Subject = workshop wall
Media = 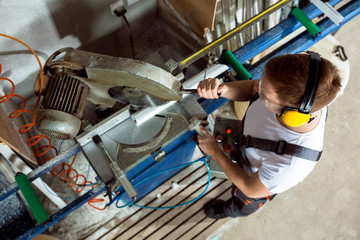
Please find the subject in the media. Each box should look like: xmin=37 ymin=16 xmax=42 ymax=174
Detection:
xmin=0 ymin=0 xmax=157 ymax=100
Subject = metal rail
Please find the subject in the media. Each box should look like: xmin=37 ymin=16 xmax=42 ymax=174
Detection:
xmin=200 ymin=0 xmax=358 ymax=114
xmin=0 ymin=144 xmax=81 ymax=202
xmin=177 ymin=0 xmax=292 ymax=70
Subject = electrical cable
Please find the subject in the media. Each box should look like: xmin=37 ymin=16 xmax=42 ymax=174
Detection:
xmin=0 ymin=33 xmax=44 ymax=111
xmin=114 ymin=7 xmax=135 ymax=59
xmin=111 ymin=156 xmax=211 ymax=210
xmin=0 ymin=33 xmax=106 ymax=210
xmin=122 ymin=14 xmax=135 ymax=59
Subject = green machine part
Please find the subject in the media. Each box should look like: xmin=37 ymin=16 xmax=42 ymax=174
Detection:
xmin=291 ymin=7 xmax=321 ymax=37
xmin=221 ymin=49 xmax=252 ymax=80
xmin=15 ymin=172 xmax=49 ymax=224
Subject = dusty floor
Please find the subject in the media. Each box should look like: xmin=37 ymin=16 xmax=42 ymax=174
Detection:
xmin=207 ymin=14 xmax=360 ymax=240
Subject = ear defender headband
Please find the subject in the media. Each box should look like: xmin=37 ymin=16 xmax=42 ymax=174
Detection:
xmin=280 ymin=51 xmax=322 ymax=127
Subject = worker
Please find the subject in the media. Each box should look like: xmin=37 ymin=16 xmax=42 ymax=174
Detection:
xmin=196 ymin=51 xmax=341 ymax=219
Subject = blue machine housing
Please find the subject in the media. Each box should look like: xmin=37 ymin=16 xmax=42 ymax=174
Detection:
xmin=120 ymin=130 xmax=198 ymax=203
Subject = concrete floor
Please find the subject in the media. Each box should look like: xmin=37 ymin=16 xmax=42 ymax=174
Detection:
xmin=207 ymin=14 xmax=360 ymax=240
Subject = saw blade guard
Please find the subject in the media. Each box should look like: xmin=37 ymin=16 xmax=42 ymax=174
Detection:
xmin=64 ymin=49 xmax=183 ymax=108
xmin=34 ymin=48 xmax=185 ymax=139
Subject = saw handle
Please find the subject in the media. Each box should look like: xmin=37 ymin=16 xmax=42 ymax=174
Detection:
xmin=181 ymin=88 xmax=221 ymax=97
xmin=180 ymin=89 xmax=198 ymax=94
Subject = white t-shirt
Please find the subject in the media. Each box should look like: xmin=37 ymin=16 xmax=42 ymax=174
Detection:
xmin=243 ymin=98 xmax=326 ymax=194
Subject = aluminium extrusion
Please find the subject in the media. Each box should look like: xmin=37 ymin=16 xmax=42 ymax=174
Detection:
xmin=247 ymin=0 xmax=360 ymax=79
xmin=231 ymin=0 xmax=342 ymax=64
xmin=310 ymin=0 xmax=344 ymax=25
xmin=182 ymin=63 xmax=229 ymax=89
xmin=178 ymin=0 xmax=292 ymax=70
xmin=76 ymin=105 xmax=131 ymax=146
xmin=199 ymin=0 xmax=357 ymax=114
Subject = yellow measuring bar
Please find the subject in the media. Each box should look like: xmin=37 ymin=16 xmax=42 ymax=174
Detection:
xmin=179 ymin=0 xmax=291 ymax=69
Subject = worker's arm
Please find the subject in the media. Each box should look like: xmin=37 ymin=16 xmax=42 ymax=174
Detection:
xmin=197 ymin=78 xmax=259 ymax=101
xmin=197 ymin=125 xmax=273 ymax=198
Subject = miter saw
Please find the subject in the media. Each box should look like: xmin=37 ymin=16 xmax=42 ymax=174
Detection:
xmin=33 ymin=47 xmax=229 ymax=200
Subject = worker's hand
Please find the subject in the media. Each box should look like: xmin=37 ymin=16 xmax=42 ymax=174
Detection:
xmin=197 ymin=125 xmax=221 ymax=157
xmin=197 ymin=78 xmax=228 ymax=99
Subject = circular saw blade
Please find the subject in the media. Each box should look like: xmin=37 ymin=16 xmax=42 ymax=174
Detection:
xmin=108 ymin=86 xmax=167 ymax=107
xmin=105 ymin=108 xmax=167 ymax=145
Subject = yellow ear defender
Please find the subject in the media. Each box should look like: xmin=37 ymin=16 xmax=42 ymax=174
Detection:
xmin=279 ymin=51 xmax=321 ymax=127
xmin=280 ymin=109 xmax=312 ymax=127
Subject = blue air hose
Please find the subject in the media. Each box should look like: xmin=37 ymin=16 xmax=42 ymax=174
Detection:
xmin=110 ymin=156 xmax=211 ymax=209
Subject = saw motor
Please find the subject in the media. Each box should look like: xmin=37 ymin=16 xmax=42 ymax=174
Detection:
xmin=34 ymin=48 xmax=184 ymax=140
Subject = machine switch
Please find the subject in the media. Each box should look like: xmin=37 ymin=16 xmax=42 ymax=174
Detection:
xmin=223 ymin=143 xmax=231 ymax=152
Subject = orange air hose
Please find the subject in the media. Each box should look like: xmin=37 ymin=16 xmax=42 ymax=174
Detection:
xmin=0 ymin=33 xmax=105 ymax=210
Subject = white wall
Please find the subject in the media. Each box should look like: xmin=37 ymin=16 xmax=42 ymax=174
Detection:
xmin=0 ymin=0 xmax=157 ymax=100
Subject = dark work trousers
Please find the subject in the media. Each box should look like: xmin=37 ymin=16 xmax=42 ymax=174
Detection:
xmin=223 ymin=185 xmax=276 ymax=217
xmin=224 ymin=145 xmax=276 ymax=217
xmin=222 ymin=145 xmax=276 ymax=217
xmin=222 ymin=152 xmax=276 ymax=218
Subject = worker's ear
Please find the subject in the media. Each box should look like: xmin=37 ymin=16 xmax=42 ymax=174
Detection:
xmin=280 ymin=108 xmax=312 ymax=127
xmin=280 ymin=51 xmax=322 ymax=128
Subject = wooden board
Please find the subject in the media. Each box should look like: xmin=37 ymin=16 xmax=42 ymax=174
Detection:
xmin=166 ymin=0 xmax=218 ymax=38
xmin=234 ymin=101 xmax=250 ymax=120
xmin=0 ymin=98 xmax=38 ymax=164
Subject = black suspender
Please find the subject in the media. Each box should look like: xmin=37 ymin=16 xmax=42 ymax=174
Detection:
xmin=240 ymin=94 xmax=322 ymax=162
xmin=241 ymin=135 xmax=322 ymax=161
